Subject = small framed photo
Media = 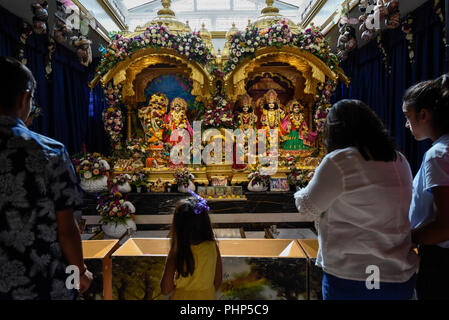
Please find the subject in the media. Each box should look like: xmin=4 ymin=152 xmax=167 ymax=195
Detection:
xmin=225 ymin=186 xmax=233 ymax=197
xmin=270 ymin=178 xmax=289 ymax=192
xmin=232 ymin=186 xmax=243 ymax=197
xmin=197 ymin=186 xmax=206 ymax=198
xmin=215 ymin=186 xmax=226 ymax=196
xmin=207 ymin=186 xmax=215 ymax=197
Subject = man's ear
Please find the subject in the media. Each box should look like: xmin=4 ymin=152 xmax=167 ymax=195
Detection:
xmin=419 ymin=108 xmax=432 ymax=122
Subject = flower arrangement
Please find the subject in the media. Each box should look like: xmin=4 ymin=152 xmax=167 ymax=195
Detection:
xmin=287 ymin=168 xmax=311 ymax=188
xmin=434 ymin=0 xmax=447 ymax=45
xmin=203 ymin=94 xmax=235 ymax=129
xmin=127 ymin=138 xmax=149 ymax=157
xmin=97 ymin=192 xmax=135 ymax=224
xmin=130 ymin=171 xmax=147 ymax=189
xmin=401 ymin=15 xmax=415 ymax=65
xmin=110 ymin=174 xmax=132 ymax=188
xmin=174 ymin=167 xmax=195 ymax=187
xmin=248 ymin=165 xmax=270 ymax=187
xmin=96 ymin=25 xmax=215 ymax=77
xmin=223 ymin=19 xmax=339 ymax=74
xmin=72 ymin=152 xmax=110 ymax=180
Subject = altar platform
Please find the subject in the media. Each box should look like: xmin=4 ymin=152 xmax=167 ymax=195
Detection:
xmin=81 ymin=191 xmax=315 ymax=229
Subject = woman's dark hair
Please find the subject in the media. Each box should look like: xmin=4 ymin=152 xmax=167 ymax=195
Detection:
xmin=324 ymin=99 xmax=397 ymax=162
xmin=0 ymin=56 xmax=36 ymax=111
xmin=170 ymin=198 xmax=215 ymax=278
xmin=403 ymin=73 xmax=449 ymax=135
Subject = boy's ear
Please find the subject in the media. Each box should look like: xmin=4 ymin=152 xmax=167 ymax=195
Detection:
xmin=419 ymin=108 xmax=431 ymax=122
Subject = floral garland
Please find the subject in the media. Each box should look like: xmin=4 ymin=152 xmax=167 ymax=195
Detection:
xmin=223 ymin=19 xmax=339 ymax=74
xmin=102 ymin=107 xmax=123 ymax=146
xmin=313 ymin=81 xmax=336 ymax=134
xmin=102 ymin=83 xmax=123 ymax=149
xmin=401 ymin=14 xmax=415 ymax=65
xmin=96 ymin=25 xmax=215 ymax=77
xmin=203 ymin=94 xmax=235 ymax=129
xmin=97 ymin=192 xmax=135 ymax=224
xmin=247 ymin=165 xmax=270 ymax=186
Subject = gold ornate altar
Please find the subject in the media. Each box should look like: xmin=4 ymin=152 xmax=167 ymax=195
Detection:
xmin=89 ymin=0 xmax=349 ymax=187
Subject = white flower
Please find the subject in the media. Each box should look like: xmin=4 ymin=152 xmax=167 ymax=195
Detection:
xmin=247 ymin=40 xmax=252 ymax=45
xmin=151 ymin=28 xmax=156 ymax=34
xmin=250 ymin=48 xmax=255 ymax=52
xmin=254 ymin=42 xmax=258 ymax=47
xmin=231 ymin=64 xmax=235 ymax=69
xmin=179 ymin=46 xmax=184 ymax=51
xmin=84 ymin=171 xmax=92 ymax=179
xmin=112 ymin=207 xmax=118 ymax=213
xmin=94 ymin=163 xmax=99 ymax=168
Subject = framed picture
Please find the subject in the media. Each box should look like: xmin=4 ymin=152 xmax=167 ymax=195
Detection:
xmin=215 ymin=186 xmax=226 ymax=196
xmin=206 ymin=186 xmax=215 ymax=197
xmin=197 ymin=186 xmax=206 ymax=198
xmin=231 ymin=186 xmax=243 ymax=197
xmin=270 ymin=178 xmax=289 ymax=192
xmin=225 ymin=186 xmax=233 ymax=197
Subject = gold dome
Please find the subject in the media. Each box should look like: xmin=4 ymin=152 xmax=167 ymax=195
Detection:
xmin=134 ymin=0 xmax=190 ymax=35
xmin=225 ymin=22 xmax=239 ymax=41
xmin=199 ymin=23 xmax=216 ymax=56
xmin=252 ymin=0 xmax=299 ymax=33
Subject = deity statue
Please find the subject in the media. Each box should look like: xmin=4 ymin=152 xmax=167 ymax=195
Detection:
xmin=260 ymin=89 xmax=285 ymax=131
xmin=138 ymin=92 xmax=168 ymax=148
xmin=165 ymin=97 xmax=193 ymax=145
xmin=234 ymin=94 xmax=257 ymax=169
xmin=280 ymin=100 xmax=317 ymax=152
xmin=236 ymin=94 xmax=257 ymax=134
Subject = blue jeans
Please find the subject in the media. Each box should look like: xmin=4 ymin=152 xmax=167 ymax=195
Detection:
xmin=322 ymin=272 xmax=417 ymax=300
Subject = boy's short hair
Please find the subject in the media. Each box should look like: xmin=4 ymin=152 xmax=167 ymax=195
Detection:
xmin=0 ymin=56 xmax=36 ymax=111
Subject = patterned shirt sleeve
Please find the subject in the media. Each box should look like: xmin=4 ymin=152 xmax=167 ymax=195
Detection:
xmin=48 ymin=147 xmax=84 ymax=212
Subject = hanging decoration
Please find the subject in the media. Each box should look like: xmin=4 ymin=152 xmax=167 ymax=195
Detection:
xmin=17 ymin=22 xmax=33 ymax=65
xmin=53 ymin=0 xmax=73 ymax=45
xmin=385 ymin=0 xmax=400 ymax=29
xmin=44 ymin=38 xmax=56 ymax=79
xmin=359 ymin=0 xmax=379 ymax=42
xmin=336 ymin=4 xmax=359 ymax=61
xmin=31 ymin=1 xmax=49 ymax=35
xmin=313 ymin=81 xmax=336 ymax=134
xmin=434 ymin=0 xmax=447 ymax=45
xmin=401 ymin=14 xmax=415 ymax=65
xmin=71 ymin=35 xmax=92 ymax=67
xmin=377 ymin=33 xmax=392 ymax=74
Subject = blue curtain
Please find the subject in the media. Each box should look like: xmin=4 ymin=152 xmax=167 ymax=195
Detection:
xmin=335 ymin=0 xmax=446 ymax=173
xmin=0 ymin=5 xmax=109 ymax=156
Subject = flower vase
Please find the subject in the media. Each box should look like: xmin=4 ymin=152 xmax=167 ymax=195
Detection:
xmin=178 ymin=181 xmax=195 ymax=193
xmin=136 ymin=187 xmax=142 ymax=193
xmin=102 ymin=219 xmax=136 ymax=238
xmin=247 ymin=179 xmax=268 ymax=192
xmin=117 ymin=182 xmax=132 ymax=193
xmin=80 ymin=175 xmax=108 ymax=193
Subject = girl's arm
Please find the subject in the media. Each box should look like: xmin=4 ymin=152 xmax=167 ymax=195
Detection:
xmin=412 ymin=186 xmax=449 ymax=244
xmin=160 ymin=249 xmax=176 ymax=295
xmin=214 ymin=244 xmax=223 ymax=291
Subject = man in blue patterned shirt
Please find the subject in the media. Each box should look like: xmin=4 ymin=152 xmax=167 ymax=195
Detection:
xmin=0 ymin=56 xmax=92 ymax=299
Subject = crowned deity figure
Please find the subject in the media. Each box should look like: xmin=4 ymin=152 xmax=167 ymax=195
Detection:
xmin=260 ymin=89 xmax=285 ymax=131
xmin=165 ymin=97 xmax=193 ymax=145
xmin=138 ymin=92 xmax=168 ymax=148
xmin=233 ymin=94 xmax=258 ymax=169
xmin=280 ymin=100 xmax=317 ymax=152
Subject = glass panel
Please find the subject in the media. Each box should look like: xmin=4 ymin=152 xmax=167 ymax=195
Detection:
xmin=196 ymin=0 xmax=231 ymax=10
xmin=122 ymin=0 xmax=152 ymax=9
xmin=172 ymin=0 xmax=195 ymax=12
xmin=309 ymin=0 xmax=344 ymax=27
xmin=215 ymin=17 xmax=248 ymax=30
xmin=78 ymin=0 xmax=122 ymax=31
xmin=187 ymin=18 xmax=212 ymax=31
xmin=233 ymin=0 xmax=256 ymax=10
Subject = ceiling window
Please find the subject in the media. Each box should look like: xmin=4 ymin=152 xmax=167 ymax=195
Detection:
xmin=196 ymin=0 xmax=231 ymax=10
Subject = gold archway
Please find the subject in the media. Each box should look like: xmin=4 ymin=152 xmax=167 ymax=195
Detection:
xmin=89 ymin=47 xmax=213 ymax=104
xmin=223 ymin=46 xmax=349 ymax=102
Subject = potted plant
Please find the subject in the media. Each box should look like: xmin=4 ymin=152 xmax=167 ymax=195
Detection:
xmin=97 ymin=192 xmax=137 ymax=238
xmin=131 ymin=171 xmax=147 ymax=193
xmin=72 ymin=152 xmax=110 ymax=193
xmin=174 ymin=167 xmax=195 ymax=193
xmin=247 ymin=165 xmax=270 ymax=192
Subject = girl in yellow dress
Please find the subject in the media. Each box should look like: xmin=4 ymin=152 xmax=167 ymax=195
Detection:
xmin=160 ymin=190 xmax=222 ymax=300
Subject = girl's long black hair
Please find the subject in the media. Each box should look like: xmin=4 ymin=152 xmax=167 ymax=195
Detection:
xmin=169 ymin=198 xmax=215 ymax=278
xmin=324 ymin=99 xmax=397 ymax=162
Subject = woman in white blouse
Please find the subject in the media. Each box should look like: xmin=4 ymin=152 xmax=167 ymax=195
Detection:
xmin=295 ymin=99 xmax=419 ymax=300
